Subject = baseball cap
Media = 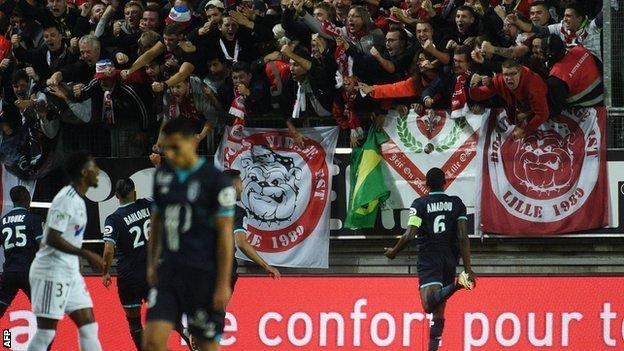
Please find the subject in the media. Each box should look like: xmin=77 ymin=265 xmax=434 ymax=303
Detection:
xmin=94 ymin=59 xmax=115 ymax=79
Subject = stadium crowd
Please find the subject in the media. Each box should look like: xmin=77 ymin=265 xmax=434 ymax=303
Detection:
xmin=0 ymin=0 xmax=611 ymax=185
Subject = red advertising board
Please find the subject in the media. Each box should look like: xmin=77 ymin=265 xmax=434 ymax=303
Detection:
xmin=2 ymin=276 xmax=624 ymax=350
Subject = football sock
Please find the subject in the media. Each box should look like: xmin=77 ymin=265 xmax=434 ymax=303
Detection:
xmin=428 ymin=318 xmax=445 ymax=351
xmin=426 ymin=283 xmax=458 ymax=313
xmin=126 ymin=316 xmax=143 ymax=351
xmin=27 ymin=329 xmax=55 ymax=351
xmin=175 ymin=321 xmax=192 ymax=346
xmin=78 ymin=322 xmax=102 ymax=351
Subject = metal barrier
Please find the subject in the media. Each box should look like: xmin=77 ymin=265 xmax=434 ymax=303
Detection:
xmin=604 ymin=0 xmax=624 ymax=147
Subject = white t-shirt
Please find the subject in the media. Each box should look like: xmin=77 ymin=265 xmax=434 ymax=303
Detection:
xmin=31 ymin=185 xmax=87 ymax=276
xmin=547 ymin=19 xmax=601 ymax=60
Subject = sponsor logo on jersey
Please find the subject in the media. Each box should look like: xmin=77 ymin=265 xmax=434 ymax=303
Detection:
xmin=187 ymin=180 xmax=201 ymax=203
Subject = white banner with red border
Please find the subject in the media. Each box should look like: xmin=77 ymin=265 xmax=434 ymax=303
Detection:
xmin=478 ymin=107 xmax=609 ymax=235
xmin=215 ymin=126 xmax=338 ymax=268
xmin=381 ymin=109 xmax=484 ymax=209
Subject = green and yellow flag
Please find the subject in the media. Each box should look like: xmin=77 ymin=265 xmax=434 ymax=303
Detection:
xmin=344 ymin=129 xmax=391 ymax=229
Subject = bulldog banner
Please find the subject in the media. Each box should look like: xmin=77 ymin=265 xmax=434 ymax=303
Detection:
xmin=381 ymin=108 xmax=484 ymax=209
xmin=479 ymin=107 xmax=608 ymax=235
xmin=215 ymin=127 xmax=339 ymax=268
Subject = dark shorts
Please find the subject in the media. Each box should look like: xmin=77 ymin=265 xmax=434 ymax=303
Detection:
xmin=146 ymin=264 xmax=225 ymax=342
xmin=117 ymin=269 xmax=150 ymax=309
xmin=0 ymin=271 xmax=31 ymax=306
xmin=417 ymin=250 xmax=459 ymax=289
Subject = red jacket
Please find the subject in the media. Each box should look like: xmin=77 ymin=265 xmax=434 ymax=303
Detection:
xmin=550 ymin=45 xmax=603 ymax=106
xmin=469 ymin=66 xmax=549 ymax=134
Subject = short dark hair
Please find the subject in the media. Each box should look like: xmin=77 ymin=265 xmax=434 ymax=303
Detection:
xmin=387 ymin=28 xmax=407 ymax=42
xmin=125 ymin=0 xmax=144 ymax=11
xmin=314 ymin=2 xmax=335 ymax=19
xmin=223 ymin=169 xmax=241 ymax=180
xmin=454 ymin=45 xmax=472 ymax=58
xmin=144 ymin=4 xmax=161 ymax=13
xmin=426 ymin=168 xmax=445 ymax=190
xmin=11 ymin=69 xmax=30 ymax=85
xmin=456 ymin=5 xmax=476 ymax=18
xmin=10 ymin=186 xmax=30 ymax=206
xmin=530 ymin=1 xmax=549 ymax=11
xmin=115 ymin=178 xmax=135 ymax=198
xmin=42 ymin=22 xmax=62 ymax=32
xmin=565 ymin=2 xmax=585 ymax=18
xmin=231 ymin=61 xmax=251 ymax=74
xmin=415 ymin=20 xmax=434 ymax=30
xmin=64 ymin=151 xmax=92 ymax=182
xmin=161 ymin=118 xmax=197 ymax=137
xmin=164 ymin=23 xmax=183 ymax=36
xmin=501 ymin=59 xmax=521 ymax=69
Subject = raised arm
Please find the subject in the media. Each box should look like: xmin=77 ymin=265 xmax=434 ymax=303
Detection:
xmin=95 ymin=5 xmax=116 ymax=38
xmin=280 ymin=44 xmax=312 ymax=71
xmin=481 ymin=41 xmax=529 ymax=59
xmin=469 ymin=78 xmax=498 ymax=101
xmin=423 ymin=40 xmax=451 ymax=65
xmin=164 ymin=62 xmax=195 ymax=87
xmin=124 ymin=41 xmax=166 ymax=76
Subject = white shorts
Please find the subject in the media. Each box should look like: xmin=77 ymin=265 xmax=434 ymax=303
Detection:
xmin=29 ymin=270 xmax=93 ymax=320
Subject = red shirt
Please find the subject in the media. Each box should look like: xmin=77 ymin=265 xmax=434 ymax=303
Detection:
xmin=469 ymin=66 xmax=549 ymax=134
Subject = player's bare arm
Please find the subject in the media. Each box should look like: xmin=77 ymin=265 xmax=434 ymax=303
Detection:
xmin=101 ymin=242 xmax=115 ymax=288
xmin=457 ymin=219 xmax=476 ymax=287
xmin=385 ymin=225 xmax=419 ymax=259
xmin=214 ymin=215 xmax=234 ymax=310
xmin=146 ymin=210 xmax=163 ymax=287
xmin=46 ymin=228 xmax=104 ymax=273
xmin=235 ymin=233 xmax=281 ymax=279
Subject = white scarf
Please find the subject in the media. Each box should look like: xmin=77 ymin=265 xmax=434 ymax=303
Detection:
xmin=219 ymin=39 xmax=239 ymax=63
xmin=292 ymin=79 xmax=330 ymax=119
xmin=292 ymin=84 xmax=307 ymax=119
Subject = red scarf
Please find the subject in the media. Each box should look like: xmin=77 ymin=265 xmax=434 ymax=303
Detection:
xmin=321 ymin=21 xmax=350 ymax=78
xmin=229 ymin=90 xmax=247 ymax=121
xmin=222 ymin=114 xmax=246 ymax=169
xmin=332 ymin=81 xmax=361 ymax=130
xmin=170 ymin=94 xmax=200 ymax=121
xmin=102 ymin=90 xmax=114 ymax=125
xmin=450 ymin=73 xmax=468 ymax=118
xmin=321 ymin=21 xmax=366 ymax=79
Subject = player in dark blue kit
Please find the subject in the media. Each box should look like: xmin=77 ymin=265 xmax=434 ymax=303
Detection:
xmin=102 ymin=178 xmax=195 ymax=351
xmin=0 ymin=186 xmax=43 ymax=317
xmin=384 ymin=168 xmax=476 ymax=351
xmin=143 ymin=118 xmax=236 ymax=351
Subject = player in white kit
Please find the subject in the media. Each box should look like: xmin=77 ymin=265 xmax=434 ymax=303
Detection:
xmin=27 ymin=152 xmax=105 ymax=351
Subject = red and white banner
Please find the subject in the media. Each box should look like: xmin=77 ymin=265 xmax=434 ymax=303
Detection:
xmin=2 ymin=276 xmax=624 ymax=350
xmin=479 ymin=108 xmax=608 ymax=235
xmin=381 ymin=109 xmax=484 ymax=209
xmin=215 ymin=127 xmax=339 ymax=268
